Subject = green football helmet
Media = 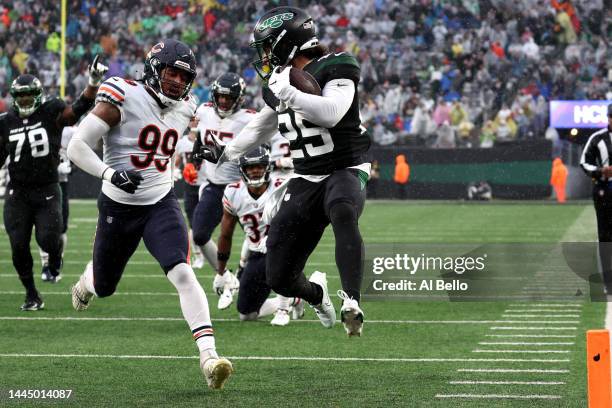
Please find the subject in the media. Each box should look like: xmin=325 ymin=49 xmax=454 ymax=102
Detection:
xmin=10 ymin=74 xmax=44 ymax=118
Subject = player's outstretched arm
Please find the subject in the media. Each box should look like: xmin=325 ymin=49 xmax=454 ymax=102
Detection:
xmin=222 ymin=106 xmax=278 ymax=162
xmin=217 ymin=208 xmax=238 ymax=275
xmin=67 ymin=102 xmax=143 ymax=194
xmin=58 ymin=55 xmax=109 ymax=127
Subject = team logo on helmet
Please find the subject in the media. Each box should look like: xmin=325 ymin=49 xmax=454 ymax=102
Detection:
xmin=257 ymin=12 xmax=294 ymax=31
xmin=151 ymin=42 xmax=165 ymax=53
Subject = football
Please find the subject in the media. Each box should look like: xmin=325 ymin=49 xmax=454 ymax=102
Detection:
xmin=289 ymin=68 xmax=322 ymax=96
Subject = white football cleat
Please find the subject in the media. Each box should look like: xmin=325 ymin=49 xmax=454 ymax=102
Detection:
xmin=290 ymin=298 xmax=304 ymax=320
xmin=271 ymin=309 xmax=290 ymax=326
xmin=217 ymin=285 xmax=234 ymax=310
xmin=308 ymin=271 xmax=336 ymax=328
xmin=201 ymin=356 xmax=233 ymax=389
xmin=71 ymin=274 xmax=93 ymax=311
xmin=338 ymin=290 xmax=364 ymax=337
xmin=192 ymin=255 xmax=205 ymax=269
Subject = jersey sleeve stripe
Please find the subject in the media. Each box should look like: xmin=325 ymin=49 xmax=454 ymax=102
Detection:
xmin=103 ymin=82 xmax=126 ymax=96
xmin=99 ymin=86 xmax=125 ymax=102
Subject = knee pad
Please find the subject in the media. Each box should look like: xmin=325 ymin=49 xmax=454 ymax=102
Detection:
xmin=94 ymin=280 xmax=117 ymax=298
xmin=192 ymin=229 xmax=212 ymax=247
xmin=167 ymin=263 xmax=197 ymax=290
xmin=329 ymin=201 xmax=357 ymax=226
xmin=239 ymin=312 xmax=258 ymax=321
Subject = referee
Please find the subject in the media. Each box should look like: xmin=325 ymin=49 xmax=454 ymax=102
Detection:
xmin=580 ymin=103 xmax=612 ymax=295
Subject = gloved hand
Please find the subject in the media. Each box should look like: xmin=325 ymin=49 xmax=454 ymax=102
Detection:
xmin=213 ymin=269 xmax=238 ymax=296
xmin=111 ymin=169 xmax=143 ymax=194
xmin=194 ymin=135 xmax=225 ymax=164
xmin=88 ymin=55 xmax=109 ymax=87
xmin=58 ymin=160 xmax=72 ymax=176
xmin=182 ymin=163 xmax=198 ymax=184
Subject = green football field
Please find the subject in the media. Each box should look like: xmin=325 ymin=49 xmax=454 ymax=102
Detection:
xmin=0 ymin=200 xmax=608 ymax=407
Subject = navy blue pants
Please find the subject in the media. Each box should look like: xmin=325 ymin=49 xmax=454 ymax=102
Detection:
xmin=192 ymin=182 xmax=225 ymax=246
xmin=237 ymin=252 xmax=270 ymax=315
xmin=92 ymin=190 xmax=189 ymax=297
xmin=183 ymin=183 xmax=200 ymax=228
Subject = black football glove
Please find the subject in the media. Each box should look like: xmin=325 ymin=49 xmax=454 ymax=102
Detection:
xmin=194 ymin=136 xmax=225 ymax=164
xmin=111 ymin=170 xmax=143 ymax=194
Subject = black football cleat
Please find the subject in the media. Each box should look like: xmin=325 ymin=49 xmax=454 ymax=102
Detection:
xmin=21 ymin=295 xmax=45 ymax=311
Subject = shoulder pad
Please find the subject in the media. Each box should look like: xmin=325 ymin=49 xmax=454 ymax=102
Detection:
xmin=96 ymin=77 xmax=127 ymax=108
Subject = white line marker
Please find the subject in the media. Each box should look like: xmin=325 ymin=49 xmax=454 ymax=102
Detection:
xmin=0 ymin=353 xmax=569 ymax=363
xmin=435 ymin=394 xmax=561 ymax=400
xmin=472 ymin=349 xmax=570 ymax=354
xmin=478 ymin=342 xmax=574 ymax=346
xmin=458 ymin=368 xmax=569 ymax=373
xmin=0 ymin=316 xmax=579 ymax=326
xmin=508 ymin=304 xmax=582 ymax=308
xmin=449 ymin=381 xmax=565 ymax=385
xmin=505 ymin=309 xmax=584 ymax=313
xmin=502 ymin=314 xmax=580 ymax=318
xmin=490 ymin=327 xmax=577 ymax=331
xmin=485 ymin=334 xmax=576 ymax=338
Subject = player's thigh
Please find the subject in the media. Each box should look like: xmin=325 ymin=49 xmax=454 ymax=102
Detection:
xmin=323 ymin=169 xmax=366 ymax=219
xmin=266 ymin=179 xmax=327 ymax=281
xmin=142 ymin=192 xmax=189 ymax=272
xmin=3 ymin=189 xmax=34 ymax=248
xmin=237 ymin=253 xmax=270 ymax=314
xmin=33 ymin=184 xmax=62 ymax=243
xmin=93 ymin=194 xmax=144 ymax=286
xmin=183 ymin=185 xmax=199 ymax=228
xmin=192 ymin=183 xmax=225 ymax=239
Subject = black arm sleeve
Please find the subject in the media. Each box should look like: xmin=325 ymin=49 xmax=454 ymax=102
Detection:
xmin=0 ymin=114 xmax=8 ymax=165
xmin=71 ymin=91 xmax=96 ymax=120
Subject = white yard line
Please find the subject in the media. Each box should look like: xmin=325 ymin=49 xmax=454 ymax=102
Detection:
xmin=478 ymin=342 xmax=574 ymax=346
xmin=472 ymin=349 xmax=570 ymax=354
xmin=435 ymin=394 xmax=561 ymax=400
xmin=508 ymin=304 xmax=582 ymax=308
xmin=502 ymin=315 xmax=580 ymax=318
xmin=449 ymin=381 xmax=565 ymax=385
xmin=0 ymin=315 xmax=579 ymax=325
xmin=457 ymin=368 xmax=569 ymax=373
xmin=484 ymin=334 xmax=576 ymax=338
xmin=0 ymin=353 xmax=569 ymax=363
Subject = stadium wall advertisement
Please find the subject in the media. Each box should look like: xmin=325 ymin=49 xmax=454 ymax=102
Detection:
xmin=550 ymin=100 xmax=611 ymax=129
xmin=368 ymin=140 xmax=553 ymax=199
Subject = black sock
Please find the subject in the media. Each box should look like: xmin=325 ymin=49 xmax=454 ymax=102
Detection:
xmin=330 ymin=202 xmax=363 ymax=302
xmin=20 ymin=276 xmax=38 ymax=298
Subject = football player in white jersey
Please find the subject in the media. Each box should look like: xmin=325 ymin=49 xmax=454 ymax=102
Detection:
xmin=66 ymin=39 xmax=233 ymax=389
xmin=217 ymin=146 xmax=303 ymax=326
xmin=174 ymin=125 xmax=205 ymax=269
xmin=269 ymin=132 xmax=294 ymax=179
xmin=190 ymin=73 xmax=255 ymax=281
xmin=38 ymin=125 xmax=74 ymax=276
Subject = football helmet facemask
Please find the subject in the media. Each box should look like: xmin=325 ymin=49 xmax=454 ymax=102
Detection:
xmin=10 ymin=74 xmax=44 ymax=118
xmin=212 ymin=73 xmax=246 ymax=119
xmin=144 ymin=39 xmax=197 ymax=107
xmin=239 ymin=145 xmax=272 ymax=188
xmin=250 ymin=6 xmax=318 ymax=80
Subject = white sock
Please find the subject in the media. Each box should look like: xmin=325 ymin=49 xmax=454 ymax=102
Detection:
xmin=239 ymin=239 xmax=250 ymax=268
xmin=189 ymin=230 xmax=203 ymax=257
xmin=167 ymin=263 xmax=215 ymax=353
xmin=83 ymin=261 xmax=97 ymax=295
xmin=277 ymin=295 xmax=291 ymax=311
xmin=61 ymin=233 xmax=67 ymax=257
xmin=200 ymin=240 xmax=219 ymax=271
xmin=39 ymin=247 xmax=49 ymax=268
xmin=258 ymin=297 xmax=280 ymax=317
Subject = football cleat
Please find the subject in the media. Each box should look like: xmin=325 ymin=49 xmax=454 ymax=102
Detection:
xmin=42 ymin=265 xmax=62 ymax=283
xmin=192 ymin=255 xmax=205 ymax=269
xmin=201 ymin=356 xmax=233 ymax=389
xmin=338 ymin=290 xmax=364 ymax=337
xmin=21 ymin=295 xmax=44 ymax=311
xmin=71 ymin=274 xmax=93 ymax=311
xmin=308 ymin=271 xmax=336 ymax=328
xmin=271 ymin=309 xmax=290 ymax=326
xmin=217 ymin=285 xmax=234 ymax=310
xmin=290 ymin=298 xmax=304 ymax=320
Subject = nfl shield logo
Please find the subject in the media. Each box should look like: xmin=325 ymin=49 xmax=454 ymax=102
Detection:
xmin=106 ymin=216 xmax=113 ymax=224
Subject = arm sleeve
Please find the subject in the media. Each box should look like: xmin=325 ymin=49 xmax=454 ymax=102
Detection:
xmin=67 ymin=113 xmax=114 ymax=180
xmin=224 ymin=106 xmax=278 ymax=161
xmin=580 ymin=134 xmax=602 ymax=178
xmin=0 ymin=115 xmax=7 ymax=165
xmin=288 ymin=79 xmax=355 ymax=128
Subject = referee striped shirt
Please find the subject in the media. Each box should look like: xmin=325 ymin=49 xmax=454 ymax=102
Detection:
xmin=580 ymin=127 xmax=612 ymax=182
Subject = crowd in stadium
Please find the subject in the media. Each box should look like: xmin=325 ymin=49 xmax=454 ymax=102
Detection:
xmin=0 ymin=0 xmax=610 ymax=148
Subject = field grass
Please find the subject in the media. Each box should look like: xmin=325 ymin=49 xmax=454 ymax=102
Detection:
xmin=0 ymin=199 xmax=607 ymax=407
